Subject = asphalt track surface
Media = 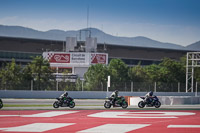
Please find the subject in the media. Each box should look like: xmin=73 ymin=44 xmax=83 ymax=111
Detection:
xmin=1 ymin=98 xmax=200 ymax=110
xmin=0 ymin=110 xmax=200 ymax=133
xmin=0 ymin=99 xmax=200 ymax=133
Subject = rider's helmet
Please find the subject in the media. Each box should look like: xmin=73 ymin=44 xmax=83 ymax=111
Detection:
xmin=64 ymin=91 xmax=68 ymax=97
xmin=115 ymin=90 xmax=119 ymax=95
xmin=149 ymin=91 xmax=153 ymax=96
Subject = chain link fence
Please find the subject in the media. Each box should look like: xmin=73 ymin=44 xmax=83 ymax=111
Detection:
xmin=0 ymin=80 xmax=188 ymax=92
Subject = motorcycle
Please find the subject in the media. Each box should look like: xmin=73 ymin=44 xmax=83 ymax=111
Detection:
xmin=53 ymin=97 xmax=75 ymax=108
xmin=0 ymin=99 xmax=3 ymax=109
xmin=104 ymin=96 xmax=128 ymax=109
xmin=138 ymin=96 xmax=161 ymax=108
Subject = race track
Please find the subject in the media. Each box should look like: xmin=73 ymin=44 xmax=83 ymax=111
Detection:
xmin=0 ymin=110 xmax=200 ymax=133
xmin=1 ymin=98 xmax=200 ymax=110
xmin=1 ymin=99 xmax=200 ymax=132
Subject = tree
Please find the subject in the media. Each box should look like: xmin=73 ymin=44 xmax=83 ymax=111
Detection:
xmin=76 ymin=78 xmax=83 ymax=91
xmin=159 ymin=58 xmax=185 ymax=83
xmin=24 ymin=56 xmax=54 ymax=90
xmin=108 ymin=59 xmax=129 ymax=90
xmin=108 ymin=59 xmax=129 ymax=83
xmin=22 ymin=63 xmax=33 ymax=82
xmin=0 ymin=59 xmax=22 ymax=89
xmin=128 ymin=62 xmax=147 ymax=82
xmin=145 ymin=64 xmax=167 ymax=83
xmin=84 ymin=64 xmax=108 ymax=91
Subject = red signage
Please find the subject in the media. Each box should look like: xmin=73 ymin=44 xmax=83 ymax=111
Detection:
xmin=48 ymin=53 xmax=70 ymax=63
xmin=91 ymin=54 xmax=107 ymax=64
xmin=44 ymin=52 xmax=108 ymax=65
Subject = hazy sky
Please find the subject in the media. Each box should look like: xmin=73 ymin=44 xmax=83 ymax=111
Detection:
xmin=0 ymin=0 xmax=200 ymax=46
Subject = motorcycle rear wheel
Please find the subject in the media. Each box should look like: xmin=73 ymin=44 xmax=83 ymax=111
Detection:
xmin=53 ymin=101 xmax=59 ymax=108
xmin=104 ymin=102 xmax=111 ymax=109
xmin=138 ymin=101 xmax=145 ymax=108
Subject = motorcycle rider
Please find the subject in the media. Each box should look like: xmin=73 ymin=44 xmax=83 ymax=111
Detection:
xmin=59 ymin=91 xmax=71 ymax=105
xmin=145 ymin=91 xmax=154 ymax=104
xmin=110 ymin=90 xmax=119 ymax=105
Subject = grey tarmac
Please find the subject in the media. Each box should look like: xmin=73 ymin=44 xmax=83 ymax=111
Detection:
xmin=1 ymin=98 xmax=200 ymax=110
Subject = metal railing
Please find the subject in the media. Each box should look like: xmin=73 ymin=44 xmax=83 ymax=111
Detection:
xmin=0 ymin=81 xmax=189 ymax=92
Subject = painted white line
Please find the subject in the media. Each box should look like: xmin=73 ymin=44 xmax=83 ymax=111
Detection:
xmin=125 ymin=111 xmax=196 ymax=116
xmin=168 ymin=125 xmax=200 ymax=128
xmin=0 ymin=128 xmax=7 ymax=130
xmin=0 ymin=123 xmax=75 ymax=132
xmin=0 ymin=115 xmax=20 ymax=117
xmin=78 ymin=124 xmax=150 ymax=133
xmin=88 ymin=111 xmax=177 ymax=118
xmin=88 ymin=111 xmax=195 ymax=119
xmin=22 ymin=111 xmax=79 ymax=117
xmin=0 ymin=111 xmax=79 ymax=118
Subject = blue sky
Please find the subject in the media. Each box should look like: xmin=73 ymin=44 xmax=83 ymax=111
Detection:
xmin=0 ymin=0 xmax=200 ymax=46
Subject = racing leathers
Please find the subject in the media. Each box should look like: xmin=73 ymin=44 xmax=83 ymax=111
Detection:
xmin=145 ymin=91 xmax=154 ymax=104
xmin=59 ymin=92 xmax=72 ymax=105
xmin=110 ymin=90 xmax=119 ymax=105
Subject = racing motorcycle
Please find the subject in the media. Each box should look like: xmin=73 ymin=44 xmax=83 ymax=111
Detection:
xmin=53 ymin=97 xmax=75 ymax=108
xmin=0 ymin=99 xmax=3 ymax=109
xmin=104 ymin=96 xmax=128 ymax=109
xmin=138 ymin=96 xmax=161 ymax=108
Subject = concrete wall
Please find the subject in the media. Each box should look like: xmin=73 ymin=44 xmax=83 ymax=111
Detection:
xmin=0 ymin=90 xmax=199 ymax=104
xmin=0 ymin=90 xmax=108 ymax=99
xmin=0 ymin=90 xmax=198 ymax=99
xmin=1 ymin=90 xmax=200 ymax=105
xmin=130 ymin=96 xmax=200 ymax=105
xmin=159 ymin=96 xmax=200 ymax=105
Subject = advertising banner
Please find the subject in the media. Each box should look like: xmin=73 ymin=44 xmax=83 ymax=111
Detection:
xmin=91 ymin=53 xmax=107 ymax=64
xmin=43 ymin=52 xmax=108 ymax=66
xmin=71 ymin=53 xmax=88 ymax=64
xmin=48 ymin=53 xmax=70 ymax=63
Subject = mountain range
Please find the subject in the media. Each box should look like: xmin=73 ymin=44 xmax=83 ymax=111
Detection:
xmin=0 ymin=24 xmax=199 ymax=50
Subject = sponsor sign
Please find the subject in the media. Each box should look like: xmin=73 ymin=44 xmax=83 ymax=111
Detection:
xmin=71 ymin=53 xmax=87 ymax=64
xmin=91 ymin=53 xmax=107 ymax=64
xmin=43 ymin=52 xmax=108 ymax=65
xmin=48 ymin=53 xmax=70 ymax=63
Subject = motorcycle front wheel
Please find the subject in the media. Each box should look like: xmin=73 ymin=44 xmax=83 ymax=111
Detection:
xmin=138 ymin=101 xmax=145 ymax=108
xmin=104 ymin=102 xmax=111 ymax=109
xmin=154 ymin=101 xmax=161 ymax=108
xmin=53 ymin=101 xmax=59 ymax=108
xmin=69 ymin=102 xmax=75 ymax=108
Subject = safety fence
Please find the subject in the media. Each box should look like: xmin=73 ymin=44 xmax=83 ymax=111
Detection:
xmin=0 ymin=80 xmax=190 ymax=92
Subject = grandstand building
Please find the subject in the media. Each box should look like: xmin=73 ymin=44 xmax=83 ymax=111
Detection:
xmin=0 ymin=36 xmax=190 ymax=80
